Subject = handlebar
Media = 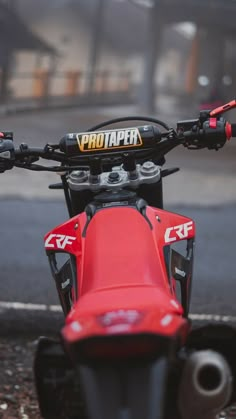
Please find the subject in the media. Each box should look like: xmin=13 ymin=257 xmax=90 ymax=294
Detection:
xmin=0 ymin=99 xmax=236 ymax=173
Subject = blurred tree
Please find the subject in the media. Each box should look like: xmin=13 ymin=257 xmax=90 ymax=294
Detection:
xmin=0 ymin=2 xmax=14 ymax=101
xmin=87 ymin=0 xmax=105 ymax=93
xmin=141 ymin=0 xmax=162 ymax=112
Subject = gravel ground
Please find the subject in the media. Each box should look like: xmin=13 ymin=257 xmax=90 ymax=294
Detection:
xmin=0 ymin=337 xmax=43 ymax=419
xmin=1 ymin=336 xmax=236 ymax=419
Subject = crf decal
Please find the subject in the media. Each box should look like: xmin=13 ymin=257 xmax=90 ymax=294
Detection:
xmin=164 ymin=221 xmax=193 ymax=243
xmin=45 ymin=234 xmax=76 ymax=249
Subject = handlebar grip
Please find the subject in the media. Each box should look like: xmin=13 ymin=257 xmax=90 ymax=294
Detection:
xmin=229 ymin=123 xmax=236 ymax=138
xmin=0 ymin=139 xmax=15 ymax=172
xmin=224 ymin=122 xmax=236 ymax=140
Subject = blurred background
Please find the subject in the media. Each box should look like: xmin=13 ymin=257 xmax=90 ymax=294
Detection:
xmin=0 ymin=0 xmax=235 ymax=113
xmin=1 ymin=2 xmax=236 ymax=417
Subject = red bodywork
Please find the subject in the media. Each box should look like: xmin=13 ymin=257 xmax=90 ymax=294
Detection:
xmin=45 ymin=206 xmax=195 ymax=356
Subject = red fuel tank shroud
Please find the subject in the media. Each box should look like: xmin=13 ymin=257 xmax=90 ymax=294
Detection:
xmin=45 ymin=206 xmax=195 ymax=344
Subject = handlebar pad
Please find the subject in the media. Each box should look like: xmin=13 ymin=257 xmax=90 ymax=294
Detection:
xmin=59 ymin=125 xmax=162 ymax=156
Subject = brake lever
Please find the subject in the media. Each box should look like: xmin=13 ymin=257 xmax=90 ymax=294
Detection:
xmin=210 ymin=99 xmax=236 ymax=117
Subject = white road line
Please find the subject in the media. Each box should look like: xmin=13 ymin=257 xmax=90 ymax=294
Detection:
xmin=0 ymin=301 xmax=62 ymax=312
xmin=0 ymin=301 xmax=236 ymax=322
xmin=189 ymin=313 xmax=236 ymax=322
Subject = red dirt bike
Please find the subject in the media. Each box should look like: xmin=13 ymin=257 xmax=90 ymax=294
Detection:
xmin=1 ymin=100 xmax=236 ymax=419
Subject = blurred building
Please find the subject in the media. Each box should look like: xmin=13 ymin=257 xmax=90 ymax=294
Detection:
xmin=2 ymin=0 xmax=235 ymax=109
xmin=11 ymin=0 xmax=191 ymax=98
xmin=0 ymin=0 xmax=55 ymax=99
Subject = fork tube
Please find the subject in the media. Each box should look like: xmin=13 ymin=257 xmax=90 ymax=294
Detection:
xmin=61 ymin=174 xmax=73 ymax=217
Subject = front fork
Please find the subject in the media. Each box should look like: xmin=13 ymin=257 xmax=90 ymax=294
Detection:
xmin=34 ymin=330 xmax=235 ymax=419
xmin=34 ymin=337 xmax=172 ymax=419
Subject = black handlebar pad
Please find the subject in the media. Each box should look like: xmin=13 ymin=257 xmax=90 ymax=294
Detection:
xmin=59 ymin=125 xmax=162 ymax=156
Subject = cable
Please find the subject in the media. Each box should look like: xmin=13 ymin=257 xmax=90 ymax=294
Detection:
xmin=14 ymin=163 xmax=88 ymax=172
xmin=87 ymin=116 xmax=170 ymax=131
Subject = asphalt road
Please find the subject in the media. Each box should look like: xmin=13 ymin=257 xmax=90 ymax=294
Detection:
xmin=0 ymin=105 xmax=236 ymax=334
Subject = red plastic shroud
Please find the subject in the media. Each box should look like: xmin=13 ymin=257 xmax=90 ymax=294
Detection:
xmin=45 ymin=206 xmax=195 ymax=349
